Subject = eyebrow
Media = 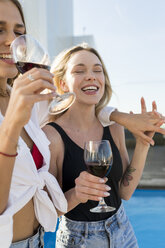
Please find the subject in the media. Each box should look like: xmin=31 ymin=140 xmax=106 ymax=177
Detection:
xmin=15 ymin=24 xmax=25 ymax=29
xmin=0 ymin=21 xmax=25 ymax=29
xmin=0 ymin=21 xmax=6 ymax=25
xmin=74 ymin=63 xmax=85 ymax=67
xmin=94 ymin=63 xmax=102 ymax=67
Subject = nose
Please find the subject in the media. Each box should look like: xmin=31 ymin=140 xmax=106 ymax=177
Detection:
xmin=5 ymin=31 xmax=17 ymax=46
xmin=85 ymin=71 xmax=96 ymax=81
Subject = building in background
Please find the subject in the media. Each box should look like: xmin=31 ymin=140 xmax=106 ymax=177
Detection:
xmin=19 ymin=0 xmax=95 ymax=61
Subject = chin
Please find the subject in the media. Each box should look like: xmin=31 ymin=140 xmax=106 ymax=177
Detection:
xmin=85 ymin=100 xmax=100 ymax=106
xmin=0 ymin=64 xmax=18 ymax=78
xmin=6 ymin=70 xmax=18 ymax=79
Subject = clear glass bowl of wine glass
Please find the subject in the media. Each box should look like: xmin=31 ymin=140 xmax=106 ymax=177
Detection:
xmin=84 ymin=140 xmax=115 ymax=213
xmin=10 ymin=34 xmax=76 ymax=115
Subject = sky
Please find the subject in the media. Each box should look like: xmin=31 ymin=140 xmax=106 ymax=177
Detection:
xmin=73 ymin=0 xmax=165 ymax=115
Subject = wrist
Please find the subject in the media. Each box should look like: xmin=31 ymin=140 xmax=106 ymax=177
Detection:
xmin=135 ymin=139 xmax=150 ymax=150
xmin=73 ymin=188 xmax=82 ymax=205
xmin=111 ymin=111 xmax=129 ymax=125
xmin=65 ymin=188 xmax=81 ymax=212
xmin=0 ymin=121 xmax=21 ymax=151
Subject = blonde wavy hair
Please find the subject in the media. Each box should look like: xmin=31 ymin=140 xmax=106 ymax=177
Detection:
xmin=51 ymin=43 xmax=112 ymax=116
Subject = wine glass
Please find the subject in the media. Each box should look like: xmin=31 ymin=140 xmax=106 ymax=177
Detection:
xmin=84 ymin=140 xmax=115 ymax=213
xmin=10 ymin=34 xmax=76 ymax=115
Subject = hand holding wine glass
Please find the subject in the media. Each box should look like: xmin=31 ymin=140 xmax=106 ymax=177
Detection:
xmin=84 ymin=140 xmax=115 ymax=213
xmin=10 ymin=34 xmax=76 ymax=115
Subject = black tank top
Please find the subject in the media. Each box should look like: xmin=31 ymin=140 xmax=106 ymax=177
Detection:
xmin=47 ymin=122 xmax=123 ymax=221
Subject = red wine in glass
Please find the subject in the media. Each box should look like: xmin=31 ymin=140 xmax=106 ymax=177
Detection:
xmin=16 ymin=61 xmax=50 ymax=74
xmin=84 ymin=140 xmax=115 ymax=213
xmin=86 ymin=161 xmax=112 ymax=178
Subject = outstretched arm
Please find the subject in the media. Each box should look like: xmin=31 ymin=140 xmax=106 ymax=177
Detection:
xmin=118 ymin=99 xmax=163 ymax=200
xmin=98 ymin=97 xmax=165 ymax=145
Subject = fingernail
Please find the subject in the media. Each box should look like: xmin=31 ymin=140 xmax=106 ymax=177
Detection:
xmin=104 ymin=192 xmax=110 ymax=196
xmin=151 ymin=140 xmax=154 ymax=146
xmin=99 ymin=179 xmax=105 ymax=183
xmin=105 ymin=186 xmax=111 ymax=191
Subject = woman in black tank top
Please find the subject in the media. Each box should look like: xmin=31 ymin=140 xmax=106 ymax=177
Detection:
xmin=42 ymin=44 xmax=162 ymax=248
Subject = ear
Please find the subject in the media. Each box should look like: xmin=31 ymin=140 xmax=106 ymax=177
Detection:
xmin=60 ymin=80 xmax=69 ymax=92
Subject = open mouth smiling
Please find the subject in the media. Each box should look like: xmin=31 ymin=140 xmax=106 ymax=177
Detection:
xmin=0 ymin=54 xmax=13 ymax=59
xmin=81 ymin=85 xmax=99 ymax=92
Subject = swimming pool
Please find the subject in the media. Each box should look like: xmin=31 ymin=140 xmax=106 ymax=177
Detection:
xmin=123 ymin=189 xmax=165 ymax=248
xmin=44 ymin=189 xmax=165 ymax=247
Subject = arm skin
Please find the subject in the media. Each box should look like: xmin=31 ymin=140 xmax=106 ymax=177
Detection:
xmin=110 ymin=123 xmax=150 ymax=200
xmin=110 ymin=97 xmax=165 ymax=145
xmin=0 ymin=68 xmax=55 ymax=214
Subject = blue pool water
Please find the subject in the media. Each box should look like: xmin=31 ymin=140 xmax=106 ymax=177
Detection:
xmin=45 ymin=189 xmax=165 ymax=248
xmin=123 ymin=189 xmax=165 ymax=248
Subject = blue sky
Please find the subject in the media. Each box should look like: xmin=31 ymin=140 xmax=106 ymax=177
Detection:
xmin=73 ymin=0 xmax=165 ymax=115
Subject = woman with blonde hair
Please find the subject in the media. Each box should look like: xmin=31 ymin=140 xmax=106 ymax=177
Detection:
xmin=39 ymin=43 xmax=164 ymax=145
xmin=43 ymin=43 xmax=163 ymax=247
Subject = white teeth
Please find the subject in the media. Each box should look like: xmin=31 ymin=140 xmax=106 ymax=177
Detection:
xmin=0 ymin=54 xmax=12 ymax=59
xmin=82 ymin=86 xmax=98 ymax=91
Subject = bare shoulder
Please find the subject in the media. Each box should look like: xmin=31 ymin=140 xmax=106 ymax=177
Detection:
xmin=42 ymin=123 xmax=64 ymax=181
xmin=42 ymin=124 xmax=61 ymax=145
xmin=109 ymin=123 xmax=125 ymax=150
xmin=42 ymin=123 xmax=64 ymax=158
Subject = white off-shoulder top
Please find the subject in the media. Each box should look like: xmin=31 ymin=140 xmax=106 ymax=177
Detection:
xmin=0 ymin=105 xmax=67 ymax=248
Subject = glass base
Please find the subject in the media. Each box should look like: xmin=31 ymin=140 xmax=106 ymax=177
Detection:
xmin=48 ymin=92 xmax=76 ymax=115
xmin=90 ymin=205 xmax=116 ymax=213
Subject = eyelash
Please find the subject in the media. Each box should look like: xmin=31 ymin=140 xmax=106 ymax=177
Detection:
xmin=75 ymin=71 xmax=84 ymax=73
xmin=75 ymin=70 xmax=102 ymax=73
xmin=15 ymin=32 xmax=24 ymax=36
xmin=0 ymin=29 xmax=23 ymax=36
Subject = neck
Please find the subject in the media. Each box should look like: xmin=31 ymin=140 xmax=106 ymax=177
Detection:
xmin=0 ymin=78 xmax=10 ymax=97
xmin=61 ymin=103 xmax=99 ymax=130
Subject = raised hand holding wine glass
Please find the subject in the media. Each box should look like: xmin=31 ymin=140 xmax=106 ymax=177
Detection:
xmin=84 ymin=140 xmax=115 ymax=213
xmin=10 ymin=34 xmax=76 ymax=115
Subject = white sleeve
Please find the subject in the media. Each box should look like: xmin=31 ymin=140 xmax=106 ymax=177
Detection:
xmin=98 ymin=106 xmax=116 ymax=127
xmin=35 ymin=101 xmax=50 ymax=127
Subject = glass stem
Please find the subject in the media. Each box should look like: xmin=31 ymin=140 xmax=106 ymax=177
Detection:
xmin=53 ymin=94 xmax=63 ymax=101
xmin=98 ymin=197 xmax=107 ymax=207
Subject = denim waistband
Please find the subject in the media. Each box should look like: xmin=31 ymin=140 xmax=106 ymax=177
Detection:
xmin=10 ymin=225 xmax=44 ymax=248
xmin=60 ymin=203 xmax=125 ymax=234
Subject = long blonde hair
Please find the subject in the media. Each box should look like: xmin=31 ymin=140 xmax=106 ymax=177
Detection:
xmin=51 ymin=43 xmax=112 ymax=116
